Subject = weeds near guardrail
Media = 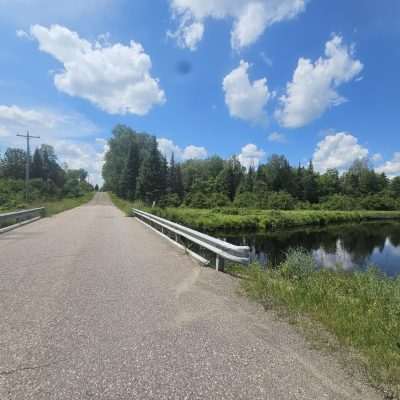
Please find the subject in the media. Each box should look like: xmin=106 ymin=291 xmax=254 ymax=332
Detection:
xmin=229 ymin=249 xmax=400 ymax=398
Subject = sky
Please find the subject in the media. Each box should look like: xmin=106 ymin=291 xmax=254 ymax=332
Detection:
xmin=0 ymin=0 xmax=399 ymax=185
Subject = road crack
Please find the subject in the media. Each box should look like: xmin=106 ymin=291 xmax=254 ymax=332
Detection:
xmin=0 ymin=359 xmax=66 ymax=376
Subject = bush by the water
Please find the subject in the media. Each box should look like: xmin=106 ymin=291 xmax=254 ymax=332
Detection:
xmin=148 ymin=207 xmax=400 ymax=233
xmin=230 ymin=249 xmax=400 ymax=397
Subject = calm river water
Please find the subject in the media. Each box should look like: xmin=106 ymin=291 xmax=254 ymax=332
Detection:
xmin=222 ymin=221 xmax=400 ymax=277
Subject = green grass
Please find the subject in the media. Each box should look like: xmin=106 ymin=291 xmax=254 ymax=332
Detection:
xmin=149 ymin=207 xmax=400 ymax=233
xmin=41 ymin=192 xmax=95 ymax=216
xmin=109 ymin=193 xmax=149 ymax=216
xmin=0 ymin=192 xmax=94 ymax=228
xmin=107 ymin=194 xmax=400 ymax=232
xmin=229 ymin=249 xmax=400 ymax=398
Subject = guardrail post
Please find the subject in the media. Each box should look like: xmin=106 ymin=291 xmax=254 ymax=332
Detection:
xmin=216 ymin=255 xmax=225 ymax=272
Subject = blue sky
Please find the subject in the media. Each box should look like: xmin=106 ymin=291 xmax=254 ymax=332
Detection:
xmin=0 ymin=0 xmax=399 ymax=184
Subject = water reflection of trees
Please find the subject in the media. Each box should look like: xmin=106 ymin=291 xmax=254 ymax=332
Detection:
xmin=224 ymin=222 xmax=400 ymax=269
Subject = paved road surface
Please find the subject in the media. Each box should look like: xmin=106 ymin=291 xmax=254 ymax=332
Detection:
xmin=0 ymin=193 xmax=380 ymax=399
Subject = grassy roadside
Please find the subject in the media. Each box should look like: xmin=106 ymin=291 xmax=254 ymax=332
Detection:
xmin=228 ymin=249 xmax=400 ymax=398
xmin=0 ymin=192 xmax=94 ymax=224
xmin=41 ymin=192 xmax=95 ymax=216
xmin=109 ymin=193 xmax=148 ymax=216
xmin=149 ymin=207 xmax=400 ymax=233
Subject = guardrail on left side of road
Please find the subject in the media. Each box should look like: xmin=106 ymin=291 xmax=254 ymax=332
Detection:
xmin=0 ymin=207 xmax=45 ymax=234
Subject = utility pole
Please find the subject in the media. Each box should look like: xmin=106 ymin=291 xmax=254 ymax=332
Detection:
xmin=17 ymin=131 xmax=40 ymax=201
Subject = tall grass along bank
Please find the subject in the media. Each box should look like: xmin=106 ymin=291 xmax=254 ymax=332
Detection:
xmin=149 ymin=207 xmax=400 ymax=233
xmin=229 ymin=249 xmax=400 ymax=398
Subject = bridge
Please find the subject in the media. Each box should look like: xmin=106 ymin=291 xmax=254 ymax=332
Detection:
xmin=0 ymin=193 xmax=379 ymax=399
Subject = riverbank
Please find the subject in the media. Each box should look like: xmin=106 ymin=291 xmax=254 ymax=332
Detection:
xmin=149 ymin=207 xmax=400 ymax=233
xmin=109 ymin=194 xmax=400 ymax=232
xmin=228 ymin=249 xmax=400 ymax=398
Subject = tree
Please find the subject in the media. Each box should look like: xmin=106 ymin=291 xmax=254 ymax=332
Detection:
xmin=1 ymin=148 xmax=26 ymax=179
xmin=238 ymin=166 xmax=255 ymax=193
xmin=175 ymin=164 xmax=184 ymax=200
xmin=78 ymin=169 xmax=88 ymax=183
xmin=259 ymin=154 xmax=296 ymax=195
xmin=216 ymin=156 xmax=244 ymax=201
xmin=119 ymin=141 xmax=140 ymax=200
xmin=318 ymin=169 xmax=340 ymax=197
xmin=136 ymin=137 xmax=167 ymax=204
xmin=167 ymin=153 xmax=184 ymax=201
xmin=302 ymin=161 xmax=319 ymax=203
xmin=31 ymin=149 xmax=44 ymax=179
xmin=102 ymin=124 xmax=154 ymax=194
xmin=390 ymin=176 xmax=400 ymax=197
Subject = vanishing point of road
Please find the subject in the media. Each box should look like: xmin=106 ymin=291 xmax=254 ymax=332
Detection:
xmin=0 ymin=193 xmax=380 ymax=399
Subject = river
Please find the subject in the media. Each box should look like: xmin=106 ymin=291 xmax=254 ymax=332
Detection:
xmin=222 ymin=221 xmax=400 ymax=277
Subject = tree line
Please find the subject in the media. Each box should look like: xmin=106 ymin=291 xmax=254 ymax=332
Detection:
xmin=0 ymin=144 xmax=93 ymax=210
xmin=103 ymin=124 xmax=400 ymax=210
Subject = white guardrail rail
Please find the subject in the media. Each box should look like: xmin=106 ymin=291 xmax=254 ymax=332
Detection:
xmin=133 ymin=208 xmax=250 ymax=271
xmin=0 ymin=207 xmax=45 ymax=233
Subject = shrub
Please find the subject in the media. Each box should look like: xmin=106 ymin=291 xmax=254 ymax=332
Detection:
xmin=184 ymin=192 xmax=211 ymax=208
xmin=261 ymin=191 xmax=296 ymax=210
xmin=320 ymin=194 xmax=358 ymax=210
xmin=234 ymin=192 xmax=258 ymax=208
xmin=210 ymin=192 xmax=231 ymax=207
xmin=159 ymin=193 xmax=182 ymax=208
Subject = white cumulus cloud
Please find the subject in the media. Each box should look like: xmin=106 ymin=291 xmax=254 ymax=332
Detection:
xmin=375 ymin=153 xmax=400 ymax=177
xmin=223 ymin=60 xmax=270 ymax=123
xmin=0 ymin=104 xmax=105 ymax=185
xmin=157 ymin=138 xmax=208 ymax=162
xmin=312 ymin=132 xmax=368 ymax=173
xmin=276 ymin=35 xmax=363 ymax=128
xmin=168 ymin=0 xmax=308 ymax=50
xmin=0 ymin=105 xmax=96 ymax=139
xmin=238 ymin=143 xmax=265 ymax=169
xmin=53 ymin=140 xmax=108 ymax=186
xmin=29 ymin=24 xmax=165 ymax=115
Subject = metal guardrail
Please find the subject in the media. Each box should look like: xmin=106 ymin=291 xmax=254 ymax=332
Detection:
xmin=133 ymin=208 xmax=250 ymax=270
xmin=0 ymin=208 xmax=45 ymax=232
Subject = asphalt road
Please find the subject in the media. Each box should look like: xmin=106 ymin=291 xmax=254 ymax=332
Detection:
xmin=0 ymin=193 xmax=380 ymax=399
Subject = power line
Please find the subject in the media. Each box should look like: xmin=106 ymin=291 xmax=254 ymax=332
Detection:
xmin=16 ymin=131 xmax=40 ymax=201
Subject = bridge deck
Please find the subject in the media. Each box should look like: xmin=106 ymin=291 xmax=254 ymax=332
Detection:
xmin=0 ymin=193 xmax=379 ymax=399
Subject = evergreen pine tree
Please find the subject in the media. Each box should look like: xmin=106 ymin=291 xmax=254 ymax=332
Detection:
xmin=175 ymin=164 xmax=184 ymax=200
xmin=216 ymin=156 xmax=244 ymax=201
xmin=302 ymin=160 xmax=319 ymax=203
xmin=41 ymin=147 xmax=51 ymax=182
xmin=119 ymin=141 xmax=140 ymax=200
xmin=167 ymin=153 xmax=177 ymax=194
xmin=31 ymin=149 xmax=44 ymax=179
xmin=136 ymin=137 xmax=166 ymax=204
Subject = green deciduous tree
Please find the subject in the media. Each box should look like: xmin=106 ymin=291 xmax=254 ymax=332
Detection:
xmin=1 ymin=148 xmax=26 ymax=179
